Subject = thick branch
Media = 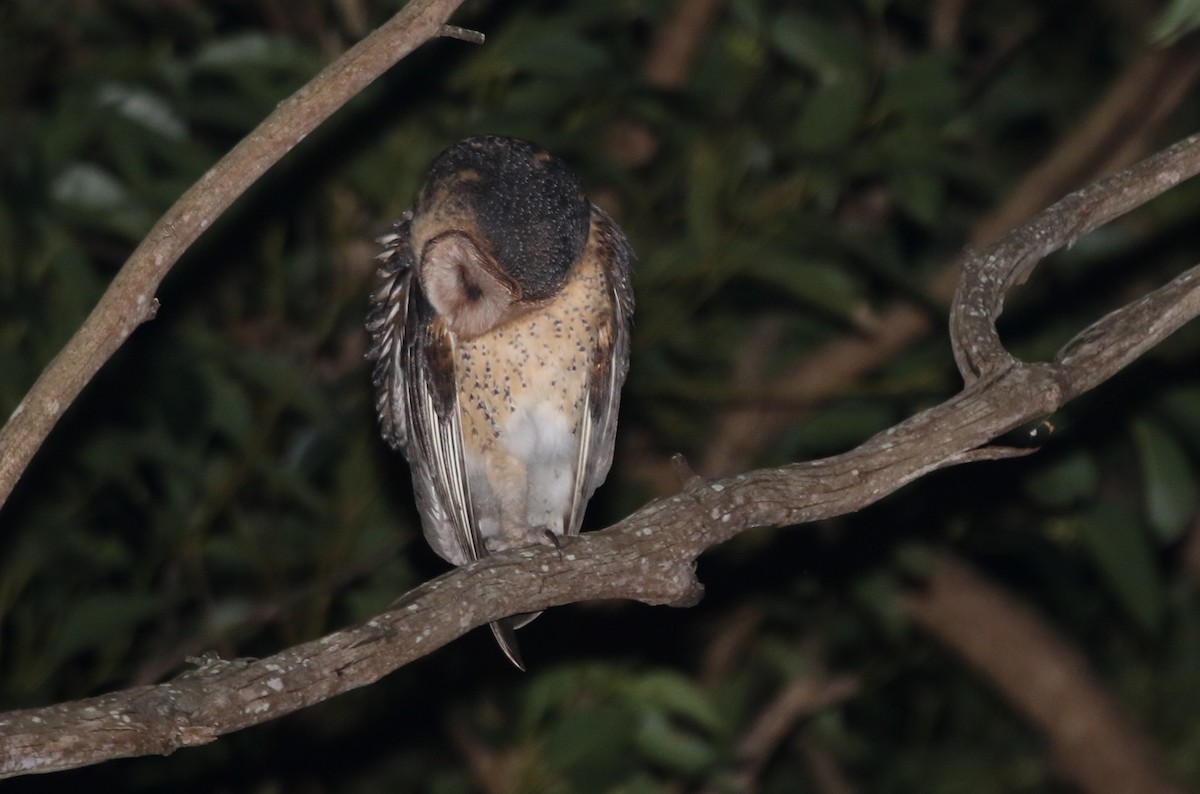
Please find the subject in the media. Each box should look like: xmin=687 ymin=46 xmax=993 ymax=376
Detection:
xmin=0 ymin=528 xmax=701 ymax=777
xmin=1056 ymin=262 xmax=1200 ymax=398
xmin=696 ymin=39 xmax=1200 ymax=479
xmin=0 ymin=0 xmax=472 ymax=509
xmin=5 ymin=184 xmax=1198 ymax=771
xmin=951 ymin=132 xmax=1200 ymax=382
xmin=1 ymin=15 xmax=1198 ymax=787
xmin=906 ymin=555 xmax=1185 ymax=794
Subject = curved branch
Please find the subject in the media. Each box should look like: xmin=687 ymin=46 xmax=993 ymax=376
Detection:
xmin=0 ymin=0 xmax=473 ymax=510
xmin=4 ymin=124 xmax=1199 ymax=772
xmin=951 ymin=132 xmax=1200 ymax=382
xmin=696 ymin=39 xmax=1200 ymax=479
xmin=906 ymin=555 xmax=1186 ymax=794
xmin=1056 ymin=262 xmax=1200 ymax=398
xmin=1 ymin=15 xmax=1198 ymax=786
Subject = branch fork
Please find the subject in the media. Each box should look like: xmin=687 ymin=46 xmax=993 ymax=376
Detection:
xmin=2 ymin=0 xmax=1200 ymax=783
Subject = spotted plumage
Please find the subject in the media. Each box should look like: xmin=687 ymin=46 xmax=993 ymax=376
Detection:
xmin=366 ymin=136 xmax=634 ymax=668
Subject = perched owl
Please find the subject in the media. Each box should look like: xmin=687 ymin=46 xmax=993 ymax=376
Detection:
xmin=366 ymin=136 xmax=634 ymax=668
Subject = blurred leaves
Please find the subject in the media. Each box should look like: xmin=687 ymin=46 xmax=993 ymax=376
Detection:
xmin=51 ymin=161 xmax=156 ymax=240
xmin=2 ymin=0 xmax=1200 ymax=792
xmin=1152 ymin=0 xmax=1200 ymax=43
xmin=1024 ymin=452 xmax=1098 ymax=509
xmin=1078 ymin=507 xmax=1165 ymax=633
xmin=1132 ymin=417 xmax=1198 ymax=543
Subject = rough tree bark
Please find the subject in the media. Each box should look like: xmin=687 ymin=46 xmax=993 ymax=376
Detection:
xmin=1 ymin=129 xmax=1196 ymax=780
xmin=694 ymin=31 xmax=1200 ymax=481
xmin=0 ymin=3 xmax=1197 ymax=790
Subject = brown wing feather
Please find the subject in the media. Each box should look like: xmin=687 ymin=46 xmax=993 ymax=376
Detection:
xmin=568 ymin=206 xmax=635 ymax=536
xmin=366 ymin=212 xmax=484 ymax=566
xmin=365 ymin=214 xmax=414 ymax=451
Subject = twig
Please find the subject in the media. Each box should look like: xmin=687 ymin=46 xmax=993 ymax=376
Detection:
xmin=446 ymin=715 xmax=512 ymax=794
xmin=929 ymin=0 xmax=967 ymax=49
xmin=0 ymin=0 xmax=472 ymax=510
xmin=951 ymin=132 xmax=1200 ymax=382
xmin=976 ymin=39 xmax=1200 ymax=247
xmin=698 ymin=604 xmax=763 ymax=691
xmin=799 ymin=733 xmax=857 ymax=794
xmin=440 ymin=24 xmax=485 ymax=45
xmin=643 ymin=0 xmax=723 ymax=90
xmin=1180 ymin=512 xmax=1200 ymax=584
xmin=724 ymin=669 xmax=858 ymax=792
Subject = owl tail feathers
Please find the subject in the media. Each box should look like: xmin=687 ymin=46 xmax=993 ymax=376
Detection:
xmin=489 ymin=619 xmax=525 ymax=670
xmin=489 ymin=610 xmax=544 ymax=671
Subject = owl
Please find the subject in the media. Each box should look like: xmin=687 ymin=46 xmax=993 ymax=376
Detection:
xmin=366 ymin=136 xmax=634 ymax=667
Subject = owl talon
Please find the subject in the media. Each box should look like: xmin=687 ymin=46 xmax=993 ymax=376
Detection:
xmin=541 ymin=528 xmax=568 ymax=560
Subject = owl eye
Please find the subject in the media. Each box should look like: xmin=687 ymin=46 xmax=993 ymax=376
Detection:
xmin=420 ymin=233 xmax=518 ymax=338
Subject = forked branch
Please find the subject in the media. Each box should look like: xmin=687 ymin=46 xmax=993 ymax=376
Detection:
xmin=3 ymin=128 xmax=1200 ymax=777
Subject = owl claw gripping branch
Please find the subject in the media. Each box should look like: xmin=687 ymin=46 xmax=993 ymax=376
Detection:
xmin=366 ymin=136 xmax=634 ymax=669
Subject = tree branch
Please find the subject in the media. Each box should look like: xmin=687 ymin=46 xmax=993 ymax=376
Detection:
xmin=905 ymin=555 xmax=1187 ymax=794
xmin=718 ymin=658 xmax=858 ymax=793
xmin=951 ymin=132 xmax=1200 ymax=382
xmin=0 ymin=0 xmax=473 ymax=510
xmin=695 ymin=37 xmax=1200 ymax=479
xmin=3 ymin=132 xmax=1200 ymax=778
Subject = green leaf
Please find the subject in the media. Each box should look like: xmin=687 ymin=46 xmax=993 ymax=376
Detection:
xmin=880 ymin=51 xmax=961 ymax=122
xmin=546 ymin=703 xmax=638 ymax=782
xmin=51 ymin=161 xmax=153 ymax=239
xmin=770 ymin=11 xmax=865 ymax=80
xmin=201 ymin=363 xmax=255 ymax=444
xmin=621 ymin=671 xmax=722 ymax=734
xmin=1077 ymin=508 xmax=1164 ymax=632
xmin=46 ymin=592 xmax=164 ymax=666
xmin=891 ymin=167 xmax=945 ymax=227
xmin=685 ymin=140 xmax=723 ymax=250
xmin=193 ymin=32 xmax=305 ymax=71
xmin=1151 ymin=0 xmax=1200 ymax=43
xmin=634 ymin=709 xmax=715 ymax=776
xmin=789 ymin=402 xmax=896 ymax=455
xmin=1023 ymin=453 xmax=1098 ymax=509
xmin=501 ymin=28 xmax=610 ymax=79
xmin=1132 ymin=418 xmax=1198 ymax=542
xmin=96 ymin=82 xmax=187 ymax=140
xmin=746 ymin=253 xmax=863 ymax=321
xmin=793 ymin=71 xmax=869 ymax=152
xmin=851 ymin=569 xmax=907 ymax=640
xmin=522 ymin=665 xmax=618 ymax=731
xmin=1157 ymin=386 xmax=1200 ymax=446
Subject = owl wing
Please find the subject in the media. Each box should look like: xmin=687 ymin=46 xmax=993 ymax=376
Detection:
xmin=366 ymin=214 xmax=414 ymax=452
xmin=567 ymin=206 xmax=635 ymax=537
xmin=366 ymin=213 xmax=484 ymax=567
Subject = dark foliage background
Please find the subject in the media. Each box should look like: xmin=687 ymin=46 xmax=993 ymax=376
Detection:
xmin=3 ymin=0 xmax=1200 ymax=791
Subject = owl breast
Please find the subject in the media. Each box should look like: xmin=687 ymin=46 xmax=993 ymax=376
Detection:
xmin=454 ymin=249 xmax=612 ymax=552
